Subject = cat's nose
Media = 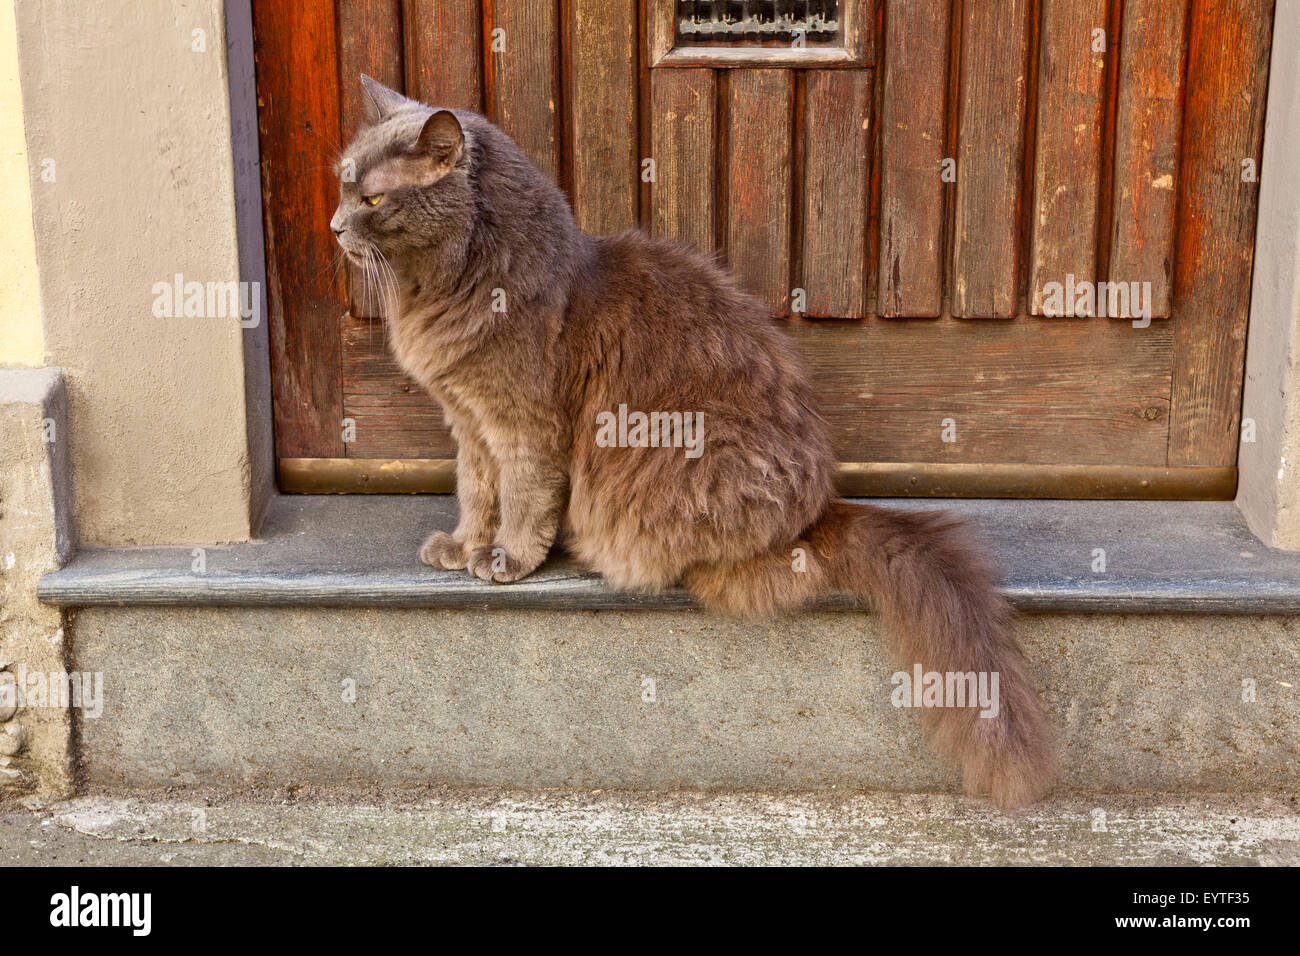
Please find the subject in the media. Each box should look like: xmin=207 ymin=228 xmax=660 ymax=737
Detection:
xmin=331 ymin=224 xmax=346 ymax=237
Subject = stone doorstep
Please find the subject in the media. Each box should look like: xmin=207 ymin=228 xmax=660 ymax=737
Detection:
xmin=30 ymin=494 xmax=1300 ymax=797
xmin=35 ymin=494 xmax=1300 ymax=613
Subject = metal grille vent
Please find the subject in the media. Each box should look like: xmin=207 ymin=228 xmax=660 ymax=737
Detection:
xmin=676 ymin=1 xmax=841 ymax=44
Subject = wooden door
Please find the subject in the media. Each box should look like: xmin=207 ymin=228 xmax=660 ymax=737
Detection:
xmin=253 ymin=0 xmax=1275 ymax=498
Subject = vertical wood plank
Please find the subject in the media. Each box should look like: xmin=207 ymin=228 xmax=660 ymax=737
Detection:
xmin=337 ymin=0 xmax=403 ymax=318
xmin=801 ymin=69 xmax=871 ymax=318
xmin=951 ymin=0 xmax=1033 ymax=318
xmin=725 ymin=69 xmax=794 ymax=316
xmin=878 ymin=0 xmax=951 ymax=318
xmin=404 ymin=0 xmax=483 ymax=110
xmin=1169 ymin=0 xmax=1274 ymax=465
xmin=1108 ymin=0 xmax=1188 ymax=318
xmin=570 ymin=0 xmax=638 ymax=233
xmin=843 ymin=0 xmax=878 ymax=66
xmin=646 ymin=0 xmax=675 ymax=65
xmin=1028 ymin=0 xmax=1108 ymax=315
xmin=485 ymin=0 xmax=562 ymax=184
xmin=337 ymin=0 xmax=403 ymax=141
xmin=650 ymin=68 xmax=717 ymax=252
xmin=252 ymin=0 xmax=345 ymax=458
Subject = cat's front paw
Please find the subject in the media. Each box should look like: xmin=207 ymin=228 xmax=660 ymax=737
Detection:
xmin=420 ymin=531 xmax=469 ymax=571
xmin=466 ymin=545 xmax=540 ymax=584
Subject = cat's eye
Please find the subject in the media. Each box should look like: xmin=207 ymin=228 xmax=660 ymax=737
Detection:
xmin=363 ymin=194 xmax=383 ymax=206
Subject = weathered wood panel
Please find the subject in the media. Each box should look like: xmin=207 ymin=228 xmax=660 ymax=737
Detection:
xmin=878 ymin=0 xmax=950 ymax=318
xmin=801 ymin=69 xmax=871 ymax=318
xmin=340 ymin=313 xmax=1173 ymax=467
xmin=1169 ymin=0 xmax=1274 ymax=466
xmin=485 ymin=0 xmax=561 ymax=182
xmin=254 ymin=0 xmax=1275 ymax=489
xmin=338 ymin=0 xmax=403 ymax=318
xmin=404 ymin=0 xmax=483 ymax=110
xmin=569 ymin=0 xmax=639 ymax=233
xmin=342 ymin=315 xmax=455 ymax=459
xmin=649 ymin=68 xmax=717 ymax=253
xmin=1028 ymin=0 xmax=1108 ymax=315
xmin=337 ymin=0 xmax=403 ymax=141
xmin=724 ymin=69 xmax=795 ymax=316
xmin=951 ymin=0 xmax=1033 ymax=317
xmin=1108 ymin=0 xmax=1187 ymax=318
xmin=789 ymin=318 xmax=1173 ymax=464
xmin=253 ymin=0 xmax=345 ymax=458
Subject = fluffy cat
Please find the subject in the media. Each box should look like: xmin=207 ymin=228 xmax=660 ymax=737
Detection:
xmin=330 ymin=75 xmax=1056 ymax=808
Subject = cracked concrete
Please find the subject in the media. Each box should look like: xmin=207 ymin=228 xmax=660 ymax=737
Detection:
xmin=2 ymin=788 xmax=1298 ymax=866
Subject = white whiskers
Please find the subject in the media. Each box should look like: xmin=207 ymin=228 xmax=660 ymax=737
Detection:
xmin=357 ymin=242 xmax=399 ymax=322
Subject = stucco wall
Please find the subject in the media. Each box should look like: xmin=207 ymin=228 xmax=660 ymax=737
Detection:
xmin=1239 ymin=0 xmax=1300 ymax=547
xmin=12 ymin=0 xmax=257 ymax=545
xmin=0 ymin=0 xmax=42 ymax=367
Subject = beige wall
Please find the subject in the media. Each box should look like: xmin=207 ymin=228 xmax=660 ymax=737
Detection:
xmin=0 ymin=0 xmax=41 ymax=367
xmin=13 ymin=0 xmax=258 ymax=545
xmin=1238 ymin=0 xmax=1300 ymax=548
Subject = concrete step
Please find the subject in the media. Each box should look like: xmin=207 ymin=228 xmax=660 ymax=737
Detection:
xmin=69 ymin=603 xmax=1299 ymax=794
xmin=39 ymin=495 xmax=1300 ymax=612
xmin=38 ymin=496 xmax=1300 ymax=796
xmin=5 ymin=789 xmax=1298 ymax=866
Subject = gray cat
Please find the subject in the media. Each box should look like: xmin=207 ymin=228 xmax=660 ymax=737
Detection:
xmin=328 ymin=75 xmax=1056 ymax=808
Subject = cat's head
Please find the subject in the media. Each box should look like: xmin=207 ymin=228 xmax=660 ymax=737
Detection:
xmin=330 ymin=75 xmax=472 ymax=264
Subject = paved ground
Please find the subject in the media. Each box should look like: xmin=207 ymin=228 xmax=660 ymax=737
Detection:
xmin=1 ymin=788 xmax=1297 ymax=865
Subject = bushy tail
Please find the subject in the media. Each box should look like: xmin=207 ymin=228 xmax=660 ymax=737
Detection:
xmin=683 ymin=500 xmax=1057 ymax=808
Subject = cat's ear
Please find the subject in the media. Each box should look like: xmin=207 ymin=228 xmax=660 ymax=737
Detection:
xmin=414 ymin=110 xmax=465 ymax=169
xmin=360 ymin=73 xmax=410 ymax=123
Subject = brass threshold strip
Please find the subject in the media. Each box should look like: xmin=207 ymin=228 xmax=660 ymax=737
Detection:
xmin=280 ymin=458 xmax=1237 ymax=500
